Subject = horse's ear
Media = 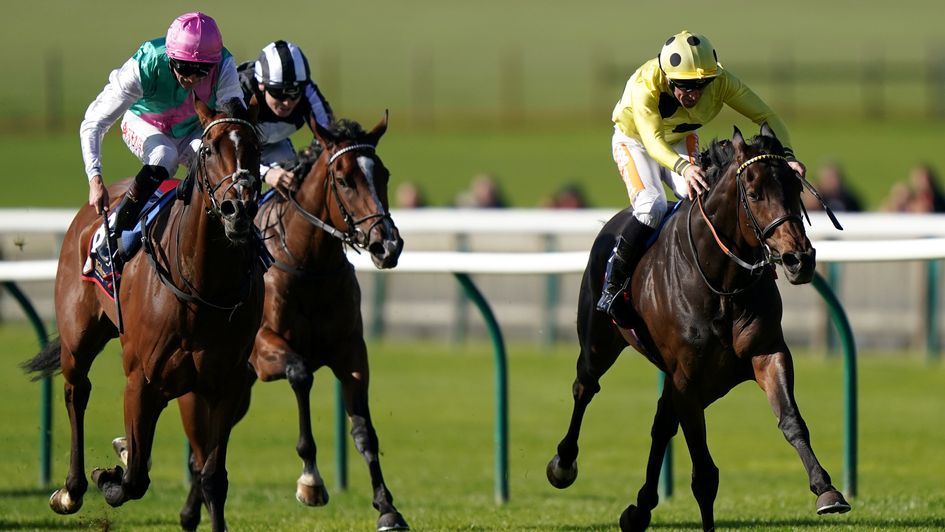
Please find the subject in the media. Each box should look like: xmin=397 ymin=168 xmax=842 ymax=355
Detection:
xmin=367 ymin=109 xmax=389 ymax=146
xmin=194 ymin=94 xmax=215 ymax=127
xmin=309 ymin=115 xmax=335 ymax=149
xmin=732 ymin=125 xmax=746 ymax=154
xmin=760 ymin=122 xmax=776 ymax=139
xmin=246 ymin=94 xmax=260 ymax=124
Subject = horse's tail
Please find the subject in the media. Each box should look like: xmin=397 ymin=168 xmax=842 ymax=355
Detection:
xmin=21 ymin=337 xmax=62 ymax=381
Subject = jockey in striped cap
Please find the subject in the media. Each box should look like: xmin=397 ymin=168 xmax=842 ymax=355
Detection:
xmin=237 ymin=41 xmax=334 ymax=193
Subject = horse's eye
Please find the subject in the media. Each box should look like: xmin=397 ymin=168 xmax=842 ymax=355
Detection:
xmin=747 ymin=191 xmax=760 ymax=201
xmin=336 ymin=175 xmax=352 ymax=188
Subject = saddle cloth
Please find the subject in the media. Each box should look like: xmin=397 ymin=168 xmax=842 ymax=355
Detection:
xmin=80 ymin=179 xmax=180 ymax=299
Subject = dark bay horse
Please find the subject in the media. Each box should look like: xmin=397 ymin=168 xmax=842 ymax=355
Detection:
xmin=24 ymin=99 xmax=265 ymax=532
xmin=546 ymin=125 xmax=851 ymax=531
xmin=177 ymin=113 xmax=407 ymax=531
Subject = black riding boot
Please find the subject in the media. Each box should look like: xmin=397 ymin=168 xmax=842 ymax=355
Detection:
xmin=596 ymin=217 xmax=655 ymax=317
xmin=111 ymin=165 xmax=168 ymax=237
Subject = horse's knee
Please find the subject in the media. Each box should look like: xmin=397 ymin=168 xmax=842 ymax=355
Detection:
xmin=350 ymin=415 xmax=378 ymax=456
xmin=286 ymin=361 xmax=312 ymax=391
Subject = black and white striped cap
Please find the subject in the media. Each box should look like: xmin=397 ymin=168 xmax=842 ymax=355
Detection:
xmin=254 ymin=40 xmax=310 ymax=88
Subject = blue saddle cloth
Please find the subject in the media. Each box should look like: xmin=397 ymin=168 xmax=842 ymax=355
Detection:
xmin=81 ymin=179 xmax=180 ymax=299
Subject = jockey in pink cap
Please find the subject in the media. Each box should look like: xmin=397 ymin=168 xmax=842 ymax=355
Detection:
xmin=79 ymin=11 xmax=244 ymax=260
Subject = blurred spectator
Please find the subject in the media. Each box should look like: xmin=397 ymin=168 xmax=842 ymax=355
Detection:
xmin=542 ymin=182 xmax=590 ymax=209
xmin=908 ymin=163 xmax=945 ymax=213
xmin=395 ymin=181 xmax=427 ymax=208
xmin=803 ymin=162 xmax=862 ymax=213
xmin=882 ymin=182 xmax=915 ymax=213
xmin=455 ymin=173 xmax=507 ymax=208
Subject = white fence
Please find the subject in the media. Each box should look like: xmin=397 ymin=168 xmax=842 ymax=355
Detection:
xmin=2 ymin=209 xmax=944 ymax=350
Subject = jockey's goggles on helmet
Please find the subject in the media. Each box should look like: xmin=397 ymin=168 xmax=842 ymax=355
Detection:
xmin=170 ymin=58 xmax=213 ymax=78
xmin=266 ymin=85 xmax=303 ymax=101
xmin=670 ymin=77 xmax=714 ymax=91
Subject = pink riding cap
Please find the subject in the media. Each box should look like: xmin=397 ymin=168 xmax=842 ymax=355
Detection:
xmin=166 ymin=12 xmax=223 ymax=63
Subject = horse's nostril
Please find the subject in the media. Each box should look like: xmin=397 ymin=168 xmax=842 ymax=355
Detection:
xmin=220 ymin=200 xmax=238 ymax=217
xmin=368 ymin=242 xmax=385 ymax=256
xmin=782 ymin=253 xmax=800 ymax=269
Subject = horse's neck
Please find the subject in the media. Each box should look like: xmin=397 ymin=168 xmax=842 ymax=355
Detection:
xmin=282 ymin=167 xmax=347 ymax=268
xmin=174 ymin=189 xmax=253 ymax=286
xmin=684 ymin=175 xmax=757 ymax=286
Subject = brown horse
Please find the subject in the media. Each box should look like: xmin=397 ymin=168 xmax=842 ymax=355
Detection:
xmin=177 ymin=113 xmax=408 ymax=531
xmin=24 ymin=99 xmax=265 ymax=532
xmin=546 ymin=125 xmax=851 ymax=531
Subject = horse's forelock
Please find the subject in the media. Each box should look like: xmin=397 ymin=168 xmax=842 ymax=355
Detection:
xmin=329 ymin=119 xmax=367 ymax=142
xmin=749 ymin=134 xmax=785 ymax=156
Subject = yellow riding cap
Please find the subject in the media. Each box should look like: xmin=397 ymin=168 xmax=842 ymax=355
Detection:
xmin=659 ymin=30 xmax=721 ymax=81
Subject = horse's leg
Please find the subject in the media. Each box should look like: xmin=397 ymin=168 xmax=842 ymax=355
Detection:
xmin=547 ymin=293 xmax=626 ymax=489
xmin=177 ymin=364 xmax=255 ymax=531
xmin=47 ymin=319 xmax=113 ymax=514
xmin=92 ymin=371 xmax=166 ymax=508
xmin=672 ymin=394 xmax=719 ymax=532
xmin=619 ymin=376 xmax=678 ymax=532
xmin=334 ymin=339 xmax=409 ymax=531
xmin=752 ymin=351 xmax=851 ymax=514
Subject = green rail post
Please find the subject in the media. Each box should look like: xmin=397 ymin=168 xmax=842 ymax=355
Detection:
xmin=454 ymin=272 xmax=509 ymax=504
xmin=3 ymin=281 xmax=52 ymax=487
xmin=925 ymin=260 xmax=940 ymax=363
xmin=811 ymin=272 xmax=857 ymax=497
xmin=335 ymin=379 xmax=348 ymax=490
xmin=543 ymin=235 xmax=559 ymax=347
xmin=368 ymin=272 xmax=387 ymax=341
xmin=825 ymin=262 xmax=841 ymax=356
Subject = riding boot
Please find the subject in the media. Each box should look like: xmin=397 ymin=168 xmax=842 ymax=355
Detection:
xmin=596 ymin=217 xmax=655 ymax=317
xmin=111 ymin=165 xmax=168 ymax=260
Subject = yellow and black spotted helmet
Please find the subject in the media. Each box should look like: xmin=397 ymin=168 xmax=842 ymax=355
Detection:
xmin=658 ymin=30 xmax=721 ymax=83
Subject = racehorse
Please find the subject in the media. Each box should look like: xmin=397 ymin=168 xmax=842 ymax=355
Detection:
xmin=546 ymin=125 xmax=851 ymax=531
xmin=176 ymin=113 xmax=408 ymax=531
xmin=24 ymin=99 xmax=265 ymax=532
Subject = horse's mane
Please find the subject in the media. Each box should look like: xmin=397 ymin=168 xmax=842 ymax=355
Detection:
xmin=329 ymin=119 xmax=367 ymax=141
xmin=700 ymin=133 xmax=786 ymax=185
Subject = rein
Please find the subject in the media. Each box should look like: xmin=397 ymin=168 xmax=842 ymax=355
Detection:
xmin=285 ymin=143 xmax=394 ymax=253
xmin=141 ymin=116 xmax=261 ymax=314
xmin=688 ymin=153 xmax=801 ymax=296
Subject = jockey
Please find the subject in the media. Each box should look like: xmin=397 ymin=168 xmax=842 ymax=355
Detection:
xmin=237 ymin=40 xmax=335 ymax=193
xmin=597 ymin=30 xmax=807 ymax=318
xmin=80 ymin=12 xmax=243 ymax=240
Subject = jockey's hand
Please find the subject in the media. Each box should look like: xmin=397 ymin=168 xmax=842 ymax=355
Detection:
xmin=89 ymin=175 xmax=109 ymax=214
xmin=788 ymin=159 xmax=807 ymax=178
xmin=264 ymin=167 xmax=297 ymax=197
xmin=683 ymin=164 xmax=709 ymax=199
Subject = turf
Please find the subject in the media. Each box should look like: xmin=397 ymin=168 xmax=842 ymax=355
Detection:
xmin=1 ymin=322 xmax=943 ymax=531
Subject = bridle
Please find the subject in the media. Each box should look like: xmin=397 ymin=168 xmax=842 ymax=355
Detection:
xmin=688 ymin=153 xmax=803 ymax=296
xmin=196 ymin=117 xmax=261 ymax=218
xmin=287 ymin=142 xmax=394 ymax=251
xmin=142 ymin=116 xmax=262 ymax=314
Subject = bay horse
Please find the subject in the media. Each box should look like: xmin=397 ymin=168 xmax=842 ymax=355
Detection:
xmin=24 ymin=99 xmax=265 ymax=532
xmin=546 ymin=125 xmax=851 ymax=531
xmin=177 ymin=113 xmax=408 ymax=531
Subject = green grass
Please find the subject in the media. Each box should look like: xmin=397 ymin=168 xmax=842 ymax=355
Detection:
xmin=1 ymin=322 xmax=943 ymax=531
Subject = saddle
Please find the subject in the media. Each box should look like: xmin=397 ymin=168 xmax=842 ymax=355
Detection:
xmin=81 ymin=179 xmax=181 ymax=299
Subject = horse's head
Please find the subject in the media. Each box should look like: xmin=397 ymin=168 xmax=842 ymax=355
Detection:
xmin=193 ymin=97 xmax=261 ymax=244
xmin=725 ymin=123 xmax=815 ymax=284
xmin=310 ymin=112 xmax=403 ymax=269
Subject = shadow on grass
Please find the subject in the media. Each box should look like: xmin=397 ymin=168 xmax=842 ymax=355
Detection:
xmin=0 ymin=487 xmax=52 ymax=498
xmin=648 ymin=517 xmax=945 ymax=529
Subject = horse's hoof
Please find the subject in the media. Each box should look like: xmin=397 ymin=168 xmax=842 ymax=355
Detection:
xmin=619 ymin=504 xmax=651 ymax=532
xmin=816 ymin=490 xmax=852 ymax=515
xmin=296 ymin=481 xmax=329 ymax=507
xmin=91 ymin=465 xmax=123 ymax=489
xmin=49 ymin=488 xmax=82 ymax=515
xmin=111 ymin=437 xmax=152 ymax=470
xmin=377 ymin=511 xmax=410 ymax=531
xmin=546 ymin=455 xmax=577 ymax=489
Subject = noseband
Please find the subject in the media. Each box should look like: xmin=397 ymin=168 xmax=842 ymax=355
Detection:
xmin=288 ymin=143 xmax=395 ymax=250
xmin=197 ymin=118 xmax=260 ymax=217
xmin=690 ymin=153 xmax=802 ymax=295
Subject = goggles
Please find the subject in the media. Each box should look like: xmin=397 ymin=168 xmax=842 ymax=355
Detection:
xmin=267 ymin=85 xmax=303 ymax=101
xmin=670 ymin=77 xmax=715 ymax=92
xmin=170 ymin=59 xmax=213 ymax=78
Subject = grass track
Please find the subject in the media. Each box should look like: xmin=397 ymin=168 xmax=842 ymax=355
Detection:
xmin=1 ymin=322 xmax=943 ymax=530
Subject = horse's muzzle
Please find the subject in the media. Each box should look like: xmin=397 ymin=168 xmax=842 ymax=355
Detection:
xmin=220 ymin=199 xmax=255 ymax=243
xmin=369 ymin=229 xmax=404 ymax=270
xmin=780 ymin=248 xmax=816 ymax=284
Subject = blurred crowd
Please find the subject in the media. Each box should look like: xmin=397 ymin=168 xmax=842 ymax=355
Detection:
xmin=394 ymin=163 xmax=945 ymax=214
